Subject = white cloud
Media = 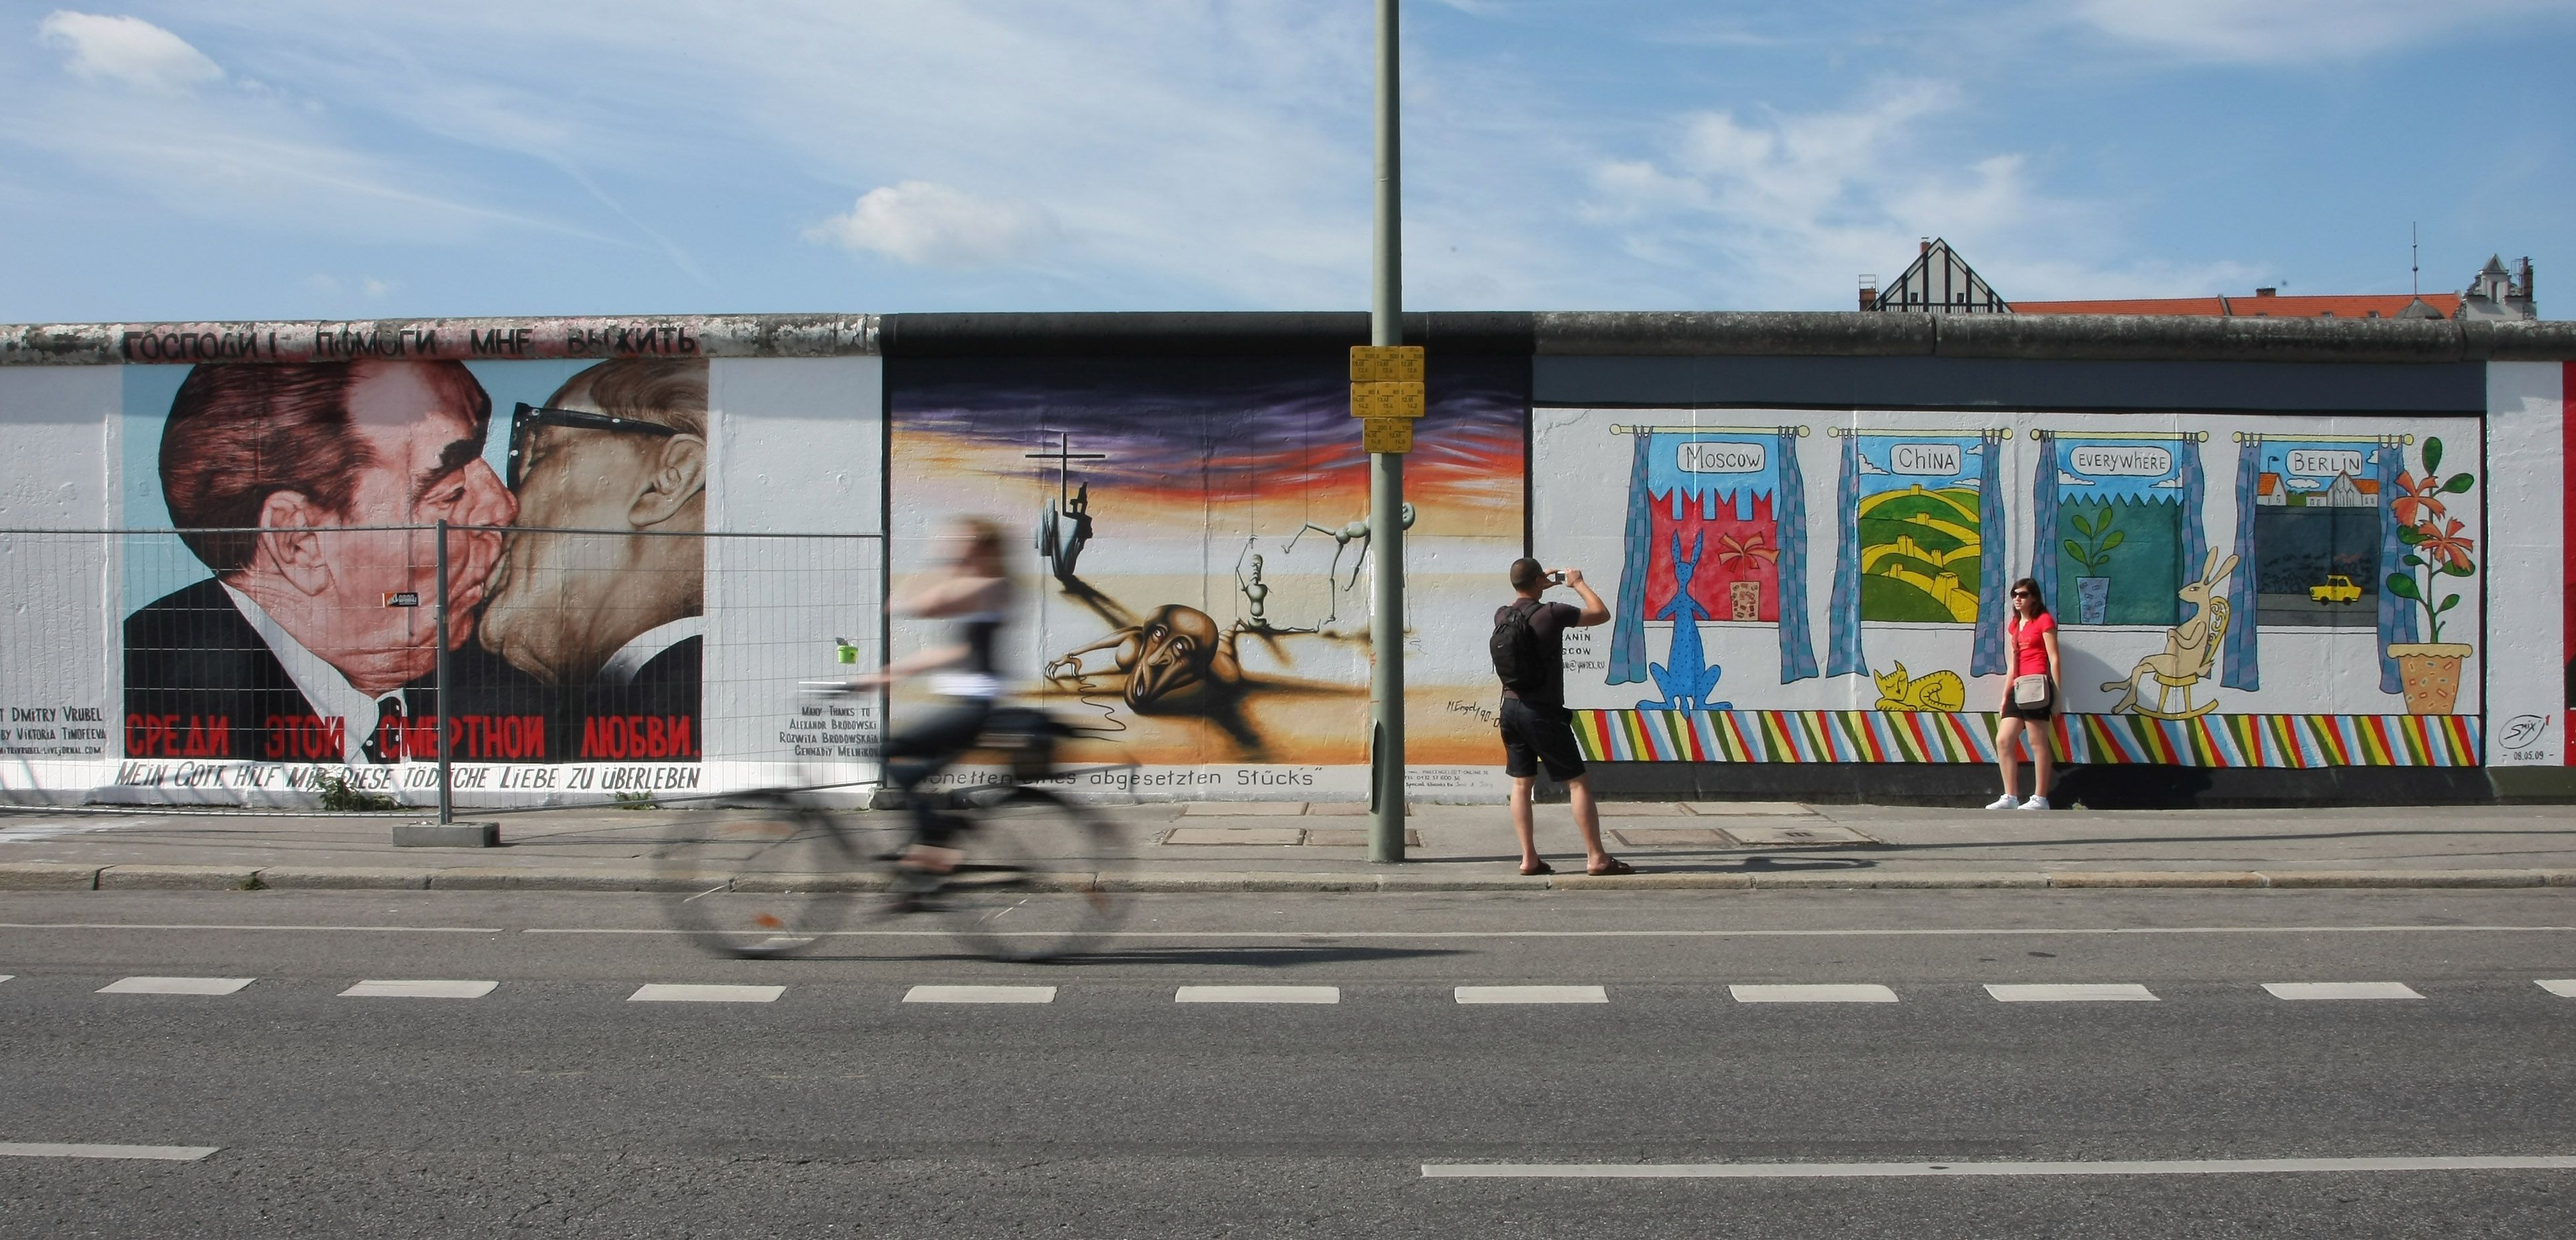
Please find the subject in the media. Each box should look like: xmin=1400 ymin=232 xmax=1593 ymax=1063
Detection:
xmin=1578 ymin=78 xmax=2263 ymax=306
xmin=2149 ymin=474 xmax=2184 ymax=488
xmin=2058 ymin=470 xmax=2097 ymax=486
xmin=1858 ymin=455 xmax=1891 ymax=475
xmin=806 ymin=181 xmax=1059 ymax=270
xmin=36 ymin=11 xmax=222 ymax=93
xmin=2073 ymin=0 xmax=2570 ymax=64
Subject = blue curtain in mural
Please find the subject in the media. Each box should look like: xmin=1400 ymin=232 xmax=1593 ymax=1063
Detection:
xmin=2029 ymin=431 xmax=2061 ymax=611
xmin=1607 ymin=431 xmax=1653 ymax=685
xmin=1969 ymin=433 xmax=2009 ymax=676
xmin=2373 ymin=439 xmax=2418 ymax=692
xmin=1826 ymin=432 xmax=1865 ymax=678
xmin=2220 ymin=436 xmax=2262 ymax=690
xmin=1774 ymin=428 xmax=1818 ymax=682
xmin=2178 ymin=435 xmax=2209 ymax=584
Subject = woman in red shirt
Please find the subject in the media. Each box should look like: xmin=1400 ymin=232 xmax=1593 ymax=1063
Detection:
xmin=1988 ymin=577 xmax=2062 ymax=811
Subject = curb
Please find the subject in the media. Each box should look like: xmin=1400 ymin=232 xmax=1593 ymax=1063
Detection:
xmin=6 ymin=862 xmax=2575 ymax=894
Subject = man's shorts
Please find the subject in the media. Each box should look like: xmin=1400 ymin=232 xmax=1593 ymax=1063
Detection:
xmin=1499 ymin=696 xmax=1586 ymax=782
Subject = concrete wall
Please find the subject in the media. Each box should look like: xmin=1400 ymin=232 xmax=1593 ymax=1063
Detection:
xmin=0 ymin=312 xmax=2569 ymax=806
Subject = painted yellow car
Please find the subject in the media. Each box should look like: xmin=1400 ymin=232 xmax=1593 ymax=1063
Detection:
xmin=2308 ymin=574 xmax=2361 ymax=604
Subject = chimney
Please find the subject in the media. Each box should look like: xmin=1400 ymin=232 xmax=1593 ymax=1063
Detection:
xmin=1858 ymin=274 xmax=1878 ymax=312
xmin=2255 ymin=287 xmax=2277 ymax=297
xmin=1919 ymin=238 xmax=1931 ymax=256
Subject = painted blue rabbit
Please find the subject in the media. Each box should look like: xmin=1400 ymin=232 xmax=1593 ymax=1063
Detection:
xmin=1638 ymin=531 xmax=1730 ymax=712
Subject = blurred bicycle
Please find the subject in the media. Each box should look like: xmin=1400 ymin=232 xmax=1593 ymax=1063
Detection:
xmin=658 ymin=690 xmax=1124 ymax=962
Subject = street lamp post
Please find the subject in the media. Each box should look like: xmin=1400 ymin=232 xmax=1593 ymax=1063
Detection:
xmin=1366 ymin=0 xmax=1406 ymax=862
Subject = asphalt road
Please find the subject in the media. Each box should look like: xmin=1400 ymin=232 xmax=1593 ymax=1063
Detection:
xmin=2 ymin=888 xmax=2573 ymax=1238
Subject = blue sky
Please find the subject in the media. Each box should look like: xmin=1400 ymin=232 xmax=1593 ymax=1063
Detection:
xmin=1 ymin=1 xmax=2568 ymax=322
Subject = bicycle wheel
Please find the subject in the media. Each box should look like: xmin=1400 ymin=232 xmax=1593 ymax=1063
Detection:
xmin=659 ymin=792 xmax=871 ymax=958
xmin=934 ymin=786 xmax=1124 ymax=962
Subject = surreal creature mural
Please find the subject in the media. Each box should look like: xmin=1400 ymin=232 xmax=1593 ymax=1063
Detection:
xmin=888 ymin=352 xmax=1527 ymax=780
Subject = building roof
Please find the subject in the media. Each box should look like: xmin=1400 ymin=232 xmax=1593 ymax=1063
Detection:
xmin=2011 ymin=293 xmax=2464 ymax=319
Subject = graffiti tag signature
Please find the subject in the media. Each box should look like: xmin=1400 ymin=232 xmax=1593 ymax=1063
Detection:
xmin=1446 ymin=699 xmax=1498 ymax=727
xmin=2498 ymin=714 xmax=2551 ymax=749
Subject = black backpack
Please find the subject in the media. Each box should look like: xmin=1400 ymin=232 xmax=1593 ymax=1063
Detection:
xmin=1490 ymin=599 xmax=1545 ymax=692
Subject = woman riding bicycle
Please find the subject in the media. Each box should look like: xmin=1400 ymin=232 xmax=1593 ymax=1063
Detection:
xmin=847 ymin=516 xmax=1014 ymax=877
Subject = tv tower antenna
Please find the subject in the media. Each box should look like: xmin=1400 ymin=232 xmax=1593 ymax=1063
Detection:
xmin=2411 ymin=222 xmax=2420 ymax=296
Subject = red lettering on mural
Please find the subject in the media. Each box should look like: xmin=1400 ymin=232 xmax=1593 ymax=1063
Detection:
xmin=580 ymin=715 xmax=696 ymax=760
xmin=125 ymin=713 xmax=231 ymax=757
xmin=262 ymin=715 xmax=347 ymax=761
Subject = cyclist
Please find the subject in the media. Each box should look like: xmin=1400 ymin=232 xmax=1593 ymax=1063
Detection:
xmin=845 ymin=516 xmax=1014 ymax=878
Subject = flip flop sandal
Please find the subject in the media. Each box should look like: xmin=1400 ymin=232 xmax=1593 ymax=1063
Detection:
xmin=1519 ymin=861 xmax=1555 ymax=876
xmin=1586 ymin=859 xmax=1637 ymax=877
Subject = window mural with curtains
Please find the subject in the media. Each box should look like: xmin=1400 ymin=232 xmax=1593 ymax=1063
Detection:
xmin=1531 ymin=407 xmax=2483 ymax=770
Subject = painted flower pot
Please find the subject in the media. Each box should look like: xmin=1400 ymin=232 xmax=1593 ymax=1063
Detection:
xmin=1729 ymin=581 xmax=1761 ymax=622
xmin=2076 ymin=576 xmax=2110 ymax=625
xmin=2386 ymin=642 xmax=2474 ymax=715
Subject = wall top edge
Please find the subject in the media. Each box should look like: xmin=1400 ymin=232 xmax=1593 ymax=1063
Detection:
xmin=0 ymin=314 xmax=881 ymax=366
xmin=5 ymin=310 xmax=2570 ymax=368
xmin=1532 ymin=311 xmax=2576 ymax=364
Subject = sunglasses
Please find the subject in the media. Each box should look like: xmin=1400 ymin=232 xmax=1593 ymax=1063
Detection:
xmin=507 ymin=402 xmax=681 ymax=489
xmin=2012 ymin=591 xmax=2036 ymax=599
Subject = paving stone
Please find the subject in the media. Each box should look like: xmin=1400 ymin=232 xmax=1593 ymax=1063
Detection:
xmin=1161 ymin=827 xmax=1304 ymax=847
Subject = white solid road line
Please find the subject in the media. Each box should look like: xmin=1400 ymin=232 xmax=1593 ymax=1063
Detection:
xmin=0 ymin=923 xmax=502 ymax=934
xmin=1985 ymin=983 xmax=2159 ymax=1002
xmin=627 ymin=984 xmax=784 ymax=1004
xmin=905 ymin=985 xmax=1056 ymax=1004
xmin=340 ymin=980 xmax=498 ymax=1000
xmin=1454 ymin=986 xmax=1609 ymax=1004
xmin=0 ymin=1142 xmax=219 ymax=1162
xmin=2263 ymin=982 xmax=2424 ymax=1001
xmin=1175 ymin=986 xmax=1340 ymax=1004
xmin=2539 ymin=980 xmax=2576 ymax=998
xmin=1420 ymin=1155 xmax=2576 ymax=1179
xmin=1729 ymin=984 xmax=1899 ymax=1004
xmin=97 ymin=976 xmax=252 ymax=996
xmin=511 ymin=923 xmax=2576 ymax=940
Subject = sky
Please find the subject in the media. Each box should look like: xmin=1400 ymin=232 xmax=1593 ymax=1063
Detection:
xmin=1 ymin=1 xmax=2569 ymax=323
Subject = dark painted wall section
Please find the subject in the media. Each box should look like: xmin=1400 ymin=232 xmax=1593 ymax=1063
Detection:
xmin=1536 ymin=355 xmax=2489 ymax=413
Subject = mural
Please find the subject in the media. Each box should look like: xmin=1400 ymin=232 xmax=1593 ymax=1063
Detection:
xmin=2029 ymin=432 xmax=2206 ymax=626
xmin=1534 ymin=406 xmax=2490 ymax=768
xmin=1826 ymin=429 xmax=2010 ymax=678
xmin=120 ymin=358 xmax=708 ymax=767
xmin=887 ymin=352 xmax=1525 ymax=796
xmin=1603 ymin=424 xmax=1816 ymax=709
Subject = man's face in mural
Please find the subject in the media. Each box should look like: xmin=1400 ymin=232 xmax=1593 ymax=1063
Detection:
xmin=478 ymin=372 xmax=707 ymax=687
xmin=237 ymin=362 xmax=516 ymax=694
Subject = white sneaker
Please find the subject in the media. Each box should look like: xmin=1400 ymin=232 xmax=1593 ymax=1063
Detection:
xmin=1985 ymin=795 xmax=2020 ymax=810
xmin=2019 ymin=796 xmax=2051 ymax=811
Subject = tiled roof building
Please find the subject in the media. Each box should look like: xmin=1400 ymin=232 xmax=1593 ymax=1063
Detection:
xmin=1860 ymin=240 xmax=2536 ymax=321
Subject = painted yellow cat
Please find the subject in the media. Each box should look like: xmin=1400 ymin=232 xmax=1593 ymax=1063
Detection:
xmin=1872 ymin=661 xmax=1966 ymax=712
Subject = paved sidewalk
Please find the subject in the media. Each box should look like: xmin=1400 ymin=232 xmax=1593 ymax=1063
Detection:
xmin=6 ymin=799 xmax=2576 ymax=894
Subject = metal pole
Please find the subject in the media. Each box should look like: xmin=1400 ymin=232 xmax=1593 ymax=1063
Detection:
xmin=1368 ymin=0 xmax=1406 ymax=863
xmin=434 ymin=519 xmax=454 ymax=827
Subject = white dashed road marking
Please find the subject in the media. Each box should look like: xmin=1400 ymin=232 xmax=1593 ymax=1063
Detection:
xmin=1729 ymin=984 xmax=1899 ymax=1004
xmin=97 ymin=976 xmax=253 ymax=996
xmin=340 ymin=980 xmax=498 ymax=1000
xmin=627 ymin=984 xmax=783 ymax=1004
xmin=904 ymin=985 xmax=1056 ymax=1004
xmin=1985 ymin=983 xmax=2159 ymax=1002
xmin=1421 ymin=1155 xmax=2576 ymax=1179
xmin=0 ymin=1142 xmax=218 ymax=1162
xmin=2263 ymin=982 xmax=2423 ymax=1001
xmin=1454 ymin=986 xmax=1609 ymax=1005
xmin=2539 ymin=980 xmax=2576 ymax=998
xmin=1175 ymin=986 xmax=1340 ymax=1004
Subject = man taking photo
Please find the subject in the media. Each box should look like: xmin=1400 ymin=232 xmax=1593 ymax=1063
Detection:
xmin=1492 ymin=557 xmax=1631 ymax=877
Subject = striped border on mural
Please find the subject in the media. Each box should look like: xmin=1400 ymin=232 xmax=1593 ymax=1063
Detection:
xmin=1569 ymin=711 xmax=2481 ymax=768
